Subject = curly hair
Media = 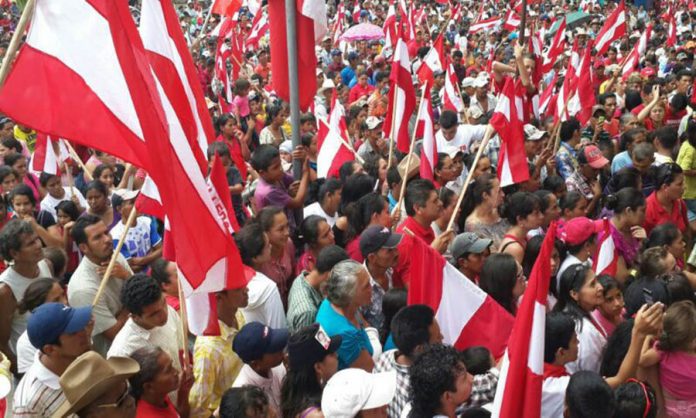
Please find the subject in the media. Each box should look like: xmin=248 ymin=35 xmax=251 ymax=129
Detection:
xmin=120 ymin=273 xmax=162 ymax=316
xmin=409 ymin=344 xmax=468 ymax=418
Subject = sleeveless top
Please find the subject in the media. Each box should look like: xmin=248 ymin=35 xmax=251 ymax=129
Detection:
xmin=0 ymin=260 xmax=52 ymax=354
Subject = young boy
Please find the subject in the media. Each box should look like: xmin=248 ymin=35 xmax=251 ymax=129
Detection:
xmin=232 ymin=322 xmax=288 ymax=415
xmin=110 ymin=189 xmax=162 ymax=272
xmin=208 ymin=141 xmax=247 ymax=227
xmin=251 ymin=144 xmax=309 ymax=233
xmin=541 ymin=307 xmax=662 ymax=418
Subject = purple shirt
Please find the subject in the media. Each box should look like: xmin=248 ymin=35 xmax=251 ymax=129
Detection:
xmin=255 ymin=174 xmax=296 ymax=230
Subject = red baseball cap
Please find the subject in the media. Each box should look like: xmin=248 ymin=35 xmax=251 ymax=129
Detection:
xmin=559 ymin=217 xmax=603 ymax=246
xmin=578 ymin=145 xmax=609 ymax=169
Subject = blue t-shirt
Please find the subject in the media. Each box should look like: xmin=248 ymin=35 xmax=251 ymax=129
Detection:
xmin=316 ymin=299 xmax=373 ymax=370
xmin=611 ymin=150 xmax=632 ymax=174
xmin=341 ymin=66 xmax=356 ymax=87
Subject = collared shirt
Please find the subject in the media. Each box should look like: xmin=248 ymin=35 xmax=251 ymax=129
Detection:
xmin=374 ymin=349 xmax=411 ymax=418
xmin=13 ymin=352 xmax=75 ymax=417
xmin=286 ymin=272 xmax=323 ymax=334
xmin=190 ymin=313 xmax=245 ymax=418
xmin=644 ymin=191 xmax=688 ymax=235
xmin=360 ymin=263 xmax=392 ymax=330
xmin=555 ymin=142 xmax=579 ymax=180
xmin=67 ymin=254 xmax=133 ymax=356
xmin=466 ymin=368 xmax=499 ymax=408
xmin=107 ymin=305 xmax=183 ymax=371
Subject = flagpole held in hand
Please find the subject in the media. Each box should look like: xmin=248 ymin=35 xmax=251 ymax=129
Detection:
xmin=446 ymin=125 xmax=494 ymax=232
xmin=92 ymin=206 xmax=138 ymax=307
xmin=0 ymin=0 xmax=35 ymax=87
xmin=63 ymin=141 xmax=94 ymax=182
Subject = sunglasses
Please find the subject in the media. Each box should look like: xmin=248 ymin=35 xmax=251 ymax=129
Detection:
xmin=97 ymin=383 xmax=130 ymax=410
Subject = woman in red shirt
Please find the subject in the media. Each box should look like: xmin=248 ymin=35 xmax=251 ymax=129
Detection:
xmin=644 ymin=163 xmax=689 ymax=236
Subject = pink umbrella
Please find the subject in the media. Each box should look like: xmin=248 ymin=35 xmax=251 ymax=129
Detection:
xmin=339 ymin=23 xmax=385 ymax=42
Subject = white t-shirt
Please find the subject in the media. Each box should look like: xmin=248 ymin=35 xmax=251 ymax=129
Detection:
xmin=303 ymin=202 xmax=338 ymax=228
xmin=233 ymin=364 xmax=286 ymax=414
xmin=435 ymin=124 xmax=488 ymax=155
xmin=40 ymin=187 xmax=88 ymax=222
xmin=16 ymin=330 xmax=36 ymax=374
xmin=240 ymin=271 xmax=287 ymax=329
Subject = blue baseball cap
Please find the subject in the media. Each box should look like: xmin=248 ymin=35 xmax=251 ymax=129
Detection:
xmin=233 ymin=322 xmax=289 ymax=363
xmin=28 ymin=303 xmax=93 ymax=349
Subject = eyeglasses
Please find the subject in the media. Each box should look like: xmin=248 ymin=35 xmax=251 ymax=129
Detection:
xmin=626 ymin=378 xmax=652 ymax=418
xmin=97 ymin=383 xmax=130 ymax=410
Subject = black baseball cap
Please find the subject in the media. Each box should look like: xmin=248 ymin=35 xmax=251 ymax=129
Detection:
xmin=232 ymin=322 xmax=289 ymax=363
xmin=359 ymin=226 xmax=402 ymax=258
xmin=288 ymin=324 xmax=342 ymax=370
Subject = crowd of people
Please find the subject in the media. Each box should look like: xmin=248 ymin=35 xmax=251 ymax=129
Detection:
xmin=1 ymin=0 xmax=696 ymax=417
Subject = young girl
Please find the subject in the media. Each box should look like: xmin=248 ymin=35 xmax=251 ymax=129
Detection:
xmin=499 ymin=192 xmax=545 ymax=264
xmin=591 ymin=275 xmax=625 ymax=337
xmin=55 ymin=200 xmax=83 ymax=275
xmin=0 ymin=166 xmax=17 ymax=199
xmin=4 ymin=152 xmax=41 ymax=201
xmin=295 ymin=215 xmax=335 ymax=275
xmin=640 ymin=301 xmax=696 ymax=417
xmin=560 ymin=191 xmax=588 ymax=222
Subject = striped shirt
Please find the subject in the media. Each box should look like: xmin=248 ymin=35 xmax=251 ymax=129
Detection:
xmin=286 ymin=272 xmax=323 ymax=334
xmin=13 ymin=353 xmax=75 ymax=417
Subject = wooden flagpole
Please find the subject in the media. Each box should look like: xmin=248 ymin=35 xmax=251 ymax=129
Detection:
xmin=92 ymin=206 xmax=137 ymax=307
xmin=176 ymin=273 xmax=190 ymax=366
xmin=0 ymin=0 xmax=35 ymax=87
xmin=446 ymin=125 xmax=494 ymax=232
xmin=64 ymin=141 xmax=94 ymax=182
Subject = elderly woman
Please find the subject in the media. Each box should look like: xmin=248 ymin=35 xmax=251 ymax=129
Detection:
xmin=316 ymin=260 xmax=378 ymax=372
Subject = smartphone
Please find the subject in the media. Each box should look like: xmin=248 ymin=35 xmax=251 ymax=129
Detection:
xmin=251 ymin=79 xmax=259 ymax=86
xmin=642 ymin=288 xmax=654 ymax=306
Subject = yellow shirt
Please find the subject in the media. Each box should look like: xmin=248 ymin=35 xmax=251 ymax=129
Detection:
xmin=189 ymin=312 xmax=245 ymax=418
xmin=677 ymin=141 xmax=696 ymax=200
xmin=13 ymin=126 xmax=36 ymax=152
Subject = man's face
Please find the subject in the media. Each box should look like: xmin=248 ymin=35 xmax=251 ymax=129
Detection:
xmin=261 ymin=156 xmax=285 ymax=183
xmin=679 ymin=75 xmax=693 ymax=93
xmin=368 ymin=247 xmax=399 ymax=270
xmin=354 ymin=268 xmax=373 ymax=307
xmin=442 ymin=125 xmax=458 ymax=141
xmin=81 ymin=221 xmax=114 ymax=262
xmin=11 ymin=231 xmax=43 ymax=264
xmin=135 ymin=295 xmax=169 ymax=329
xmin=418 ymin=190 xmax=444 ymax=222
xmin=52 ymin=318 xmax=94 ymax=359
xmin=604 ymin=98 xmax=617 ymax=118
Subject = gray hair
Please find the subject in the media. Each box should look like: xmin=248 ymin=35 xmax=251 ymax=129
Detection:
xmin=326 ymin=259 xmax=365 ymax=308
xmin=0 ymin=219 xmax=34 ymax=261
xmin=129 ymin=346 xmax=166 ymax=400
xmin=632 ymin=142 xmax=655 ymax=161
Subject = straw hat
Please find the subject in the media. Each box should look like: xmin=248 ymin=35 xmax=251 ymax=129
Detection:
xmin=54 ymin=351 xmax=139 ymax=417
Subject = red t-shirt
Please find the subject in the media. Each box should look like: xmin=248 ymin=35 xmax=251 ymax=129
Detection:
xmin=349 ymin=83 xmax=375 ymax=104
xmin=644 ymin=192 xmax=688 ymax=236
xmin=393 ymin=217 xmax=435 ymax=288
xmin=135 ymin=397 xmax=179 ymax=418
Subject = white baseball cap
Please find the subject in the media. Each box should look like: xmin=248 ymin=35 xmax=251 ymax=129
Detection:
xmin=321 ymin=369 xmax=397 ymax=418
xmin=473 ymin=76 xmax=488 ymax=88
xmin=462 ymin=77 xmax=475 ymax=88
xmin=366 ymin=116 xmax=384 ymax=130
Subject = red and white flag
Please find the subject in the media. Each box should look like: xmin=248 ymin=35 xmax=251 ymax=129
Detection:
xmin=502 ymin=10 xmax=521 ymax=32
xmin=211 ymin=0 xmax=242 ymax=16
xmin=0 ymin=0 xmax=245 ymax=337
xmin=541 ymin=19 xmax=566 ymax=74
xmin=490 ymin=78 xmax=529 ymax=187
xmin=538 ymin=72 xmax=558 ymax=116
xmin=621 ymin=25 xmax=651 ymax=78
xmin=269 ymin=0 xmax=326 ymax=110
xmin=316 ymin=118 xmax=355 ymax=179
xmin=416 ymin=34 xmax=445 ymax=86
xmin=443 ymin=63 xmax=464 ymax=113
xmin=418 ymin=89 xmax=437 ymax=181
xmin=31 ymin=133 xmax=69 ymax=175
xmin=384 ymin=29 xmax=416 ymax=154
xmin=594 ymin=219 xmax=619 ymax=276
xmin=492 ymin=223 xmax=558 ymax=418
xmin=593 ymin=0 xmax=626 ymax=56
xmin=469 ymin=17 xmax=500 ymax=34
xmin=352 ymin=0 xmax=361 ymax=23
xmin=407 ymin=235 xmax=514 ymax=358
xmin=568 ymin=41 xmax=596 ymax=125
xmin=667 ymin=13 xmax=677 ymax=47
xmin=245 ymin=9 xmax=269 ymax=50
xmin=383 ymin=1 xmax=397 ymax=49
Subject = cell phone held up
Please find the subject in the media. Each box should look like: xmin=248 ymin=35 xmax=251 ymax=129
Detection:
xmin=642 ymin=288 xmax=654 ymax=306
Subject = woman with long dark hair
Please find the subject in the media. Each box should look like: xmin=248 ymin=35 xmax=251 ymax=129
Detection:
xmin=479 ymin=253 xmax=526 ymax=316
xmin=280 ymin=324 xmax=340 ymax=418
